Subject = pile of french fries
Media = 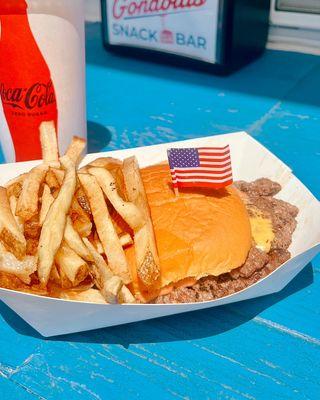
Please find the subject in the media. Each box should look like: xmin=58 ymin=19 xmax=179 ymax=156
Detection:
xmin=0 ymin=121 xmax=160 ymax=304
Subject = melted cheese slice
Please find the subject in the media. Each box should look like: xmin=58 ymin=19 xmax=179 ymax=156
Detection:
xmin=249 ymin=208 xmax=274 ymax=252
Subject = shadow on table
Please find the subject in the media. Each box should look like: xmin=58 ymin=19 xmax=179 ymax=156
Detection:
xmin=85 ymin=23 xmax=320 ymax=107
xmin=0 ymin=263 xmax=314 ymax=345
xmin=87 ymin=120 xmax=112 ymax=153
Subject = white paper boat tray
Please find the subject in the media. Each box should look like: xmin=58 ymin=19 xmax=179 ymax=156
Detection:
xmin=0 ymin=131 xmax=319 ymax=337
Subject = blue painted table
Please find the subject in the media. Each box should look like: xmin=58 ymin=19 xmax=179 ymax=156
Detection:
xmin=1 ymin=23 xmax=320 ymax=400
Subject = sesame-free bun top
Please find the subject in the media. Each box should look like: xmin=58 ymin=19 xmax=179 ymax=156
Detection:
xmin=135 ymin=163 xmax=252 ymax=293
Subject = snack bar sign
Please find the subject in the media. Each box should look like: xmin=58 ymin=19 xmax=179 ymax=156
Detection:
xmin=106 ymin=0 xmax=220 ymax=63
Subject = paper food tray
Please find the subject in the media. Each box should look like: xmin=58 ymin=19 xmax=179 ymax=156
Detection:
xmin=0 ymin=131 xmax=319 ymax=337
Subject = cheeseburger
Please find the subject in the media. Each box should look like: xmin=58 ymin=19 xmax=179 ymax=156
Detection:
xmin=126 ymin=163 xmax=298 ymax=303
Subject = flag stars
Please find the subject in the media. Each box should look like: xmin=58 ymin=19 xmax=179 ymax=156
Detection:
xmin=167 ymin=148 xmax=200 ymax=168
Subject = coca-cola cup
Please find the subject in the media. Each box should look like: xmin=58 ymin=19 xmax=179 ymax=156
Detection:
xmin=0 ymin=0 xmax=86 ymax=163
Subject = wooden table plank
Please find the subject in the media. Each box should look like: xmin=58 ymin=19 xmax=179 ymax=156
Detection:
xmin=0 ymin=374 xmax=42 ymax=400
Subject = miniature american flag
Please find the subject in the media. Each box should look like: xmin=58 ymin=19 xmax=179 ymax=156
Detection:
xmin=167 ymin=145 xmax=233 ymax=189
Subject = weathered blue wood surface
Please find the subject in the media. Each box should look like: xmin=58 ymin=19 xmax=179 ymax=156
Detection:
xmin=0 ymin=23 xmax=319 ymax=400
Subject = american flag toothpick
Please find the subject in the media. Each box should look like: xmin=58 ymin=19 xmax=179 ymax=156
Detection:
xmin=167 ymin=145 xmax=233 ymax=194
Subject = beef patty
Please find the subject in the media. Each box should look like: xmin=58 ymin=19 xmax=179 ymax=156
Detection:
xmin=154 ymin=178 xmax=298 ymax=304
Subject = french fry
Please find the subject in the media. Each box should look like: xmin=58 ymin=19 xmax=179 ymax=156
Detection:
xmin=89 ymin=167 xmax=145 ymax=230
xmin=92 ymin=233 xmax=104 ymax=254
xmin=16 ymin=164 xmax=48 ymax=220
xmin=83 ymin=238 xmax=124 ymax=304
xmin=118 ymin=284 xmax=136 ymax=304
xmin=79 ymin=157 xmax=122 ymax=174
xmin=69 ymin=196 xmax=92 ymax=237
xmin=79 ymin=173 xmax=131 ymax=284
xmin=54 ymin=170 xmax=93 ymax=236
xmin=39 ymin=121 xmax=60 ymax=167
xmin=88 ymin=157 xmax=122 ymax=168
xmin=56 ymin=265 xmax=73 ymax=289
xmin=64 ymin=216 xmax=92 ymax=261
xmin=133 ymin=226 xmax=160 ymax=287
xmin=38 ymin=155 xmax=77 ymax=285
xmin=9 ymin=195 xmax=24 ymax=232
xmin=0 ymin=246 xmax=37 ymax=285
xmin=108 ymin=206 xmax=130 ymax=235
xmin=123 ymin=156 xmax=160 ymax=287
xmin=65 ymin=136 xmax=86 ymax=165
xmin=5 ymin=173 xmax=27 ymax=198
xmin=120 ymin=232 xmax=133 ymax=248
xmin=60 ymin=288 xmax=107 ymax=304
xmin=51 ymin=168 xmax=64 ymax=185
xmin=45 ymin=169 xmax=60 ymax=197
xmin=24 ymin=216 xmax=41 ymax=239
xmin=0 ymin=187 xmax=26 ymax=259
xmin=49 ymin=264 xmax=61 ymax=286
xmin=55 ymin=241 xmax=89 ymax=286
xmin=76 ymin=187 xmax=91 ymax=214
xmin=81 ymin=157 xmax=128 ymax=196
xmin=39 ymin=184 xmax=54 ymax=225
xmin=95 ymin=271 xmax=122 ymax=303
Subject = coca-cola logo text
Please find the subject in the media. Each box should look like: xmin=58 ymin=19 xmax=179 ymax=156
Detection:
xmin=113 ymin=0 xmax=206 ymax=20
xmin=0 ymin=80 xmax=56 ymax=110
